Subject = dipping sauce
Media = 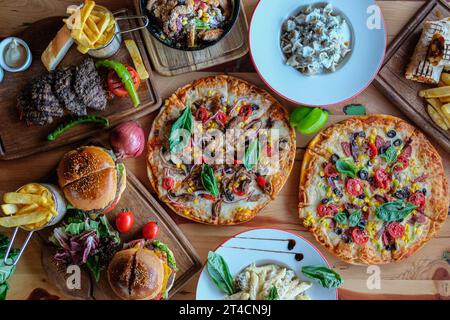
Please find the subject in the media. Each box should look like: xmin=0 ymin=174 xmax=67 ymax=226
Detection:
xmin=4 ymin=39 xmax=27 ymax=68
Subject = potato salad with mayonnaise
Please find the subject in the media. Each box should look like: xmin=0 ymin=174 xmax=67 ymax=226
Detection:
xmin=281 ymin=3 xmax=351 ymax=75
xmin=225 ymin=264 xmax=312 ymax=300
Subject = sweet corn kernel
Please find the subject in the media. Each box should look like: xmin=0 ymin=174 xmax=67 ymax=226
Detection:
xmin=319 ymin=171 xmax=325 ymax=177
xmin=193 ymin=198 xmax=199 ymax=204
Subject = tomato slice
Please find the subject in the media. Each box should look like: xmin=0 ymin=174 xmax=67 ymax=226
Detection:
xmin=408 ymin=192 xmax=426 ymax=210
xmin=239 ymin=104 xmax=253 ymax=121
xmin=216 ymin=111 xmax=228 ymax=125
xmin=387 ymin=222 xmax=405 ymax=239
xmin=317 ymin=204 xmax=338 ymax=217
xmin=351 ymin=228 xmax=369 ymax=245
xmin=162 ymin=177 xmax=174 ymax=191
xmin=374 ymin=168 xmax=389 ymax=189
xmin=256 ymin=176 xmax=267 ymax=189
xmin=367 ymin=143 xmax=378 ymax=158
xmin=196 ymin=107 xmax=210 ymax=123
xmin=393 ymin=156 xmax=409 ymax=171
xmin=107 ymin=65 xmax=140 ymax=97
xmin=202 ymin=194 xmax=217 ymax=201
xmin=346 ymin=178 xmax=364 ymax=196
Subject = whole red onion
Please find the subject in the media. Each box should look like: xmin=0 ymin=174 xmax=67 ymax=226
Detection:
xmin=110 ymin=121 xmax=145 ymax=159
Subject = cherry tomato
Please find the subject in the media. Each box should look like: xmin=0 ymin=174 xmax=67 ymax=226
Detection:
xmin=256 ymin=176 xmax=267 ymax=189
xmin=216 ymin=111 xmax=228 ymax=125
xmin=142 ymin=221 xmax=160 ymax=240
xmin=408 ymin=192 xmax=426 ymax=210
xmin=239 ymin=104 xmax=253 ymax=121
xmin=107 ymin=65 xmax=140 ymax=97
xmin=162 ymin=177 xmax=174 ymax=191
xmin=115 ymin=210 xmax=134 ymax=233
xmin=232 ymin=186 xmax=246 ymax=197
xmin=346 ymin=178 xmax=364 ymax=196
xmin=367 ymin=143 xmax=378 ymax=158
xmin=393 ymin=156 xmax=409 ymax=171
xmin=317 ymin=204 xmax=338 ymax=217
xmin=324 ymin=163 xmax=339 ymax=177
xmin=351 ymin=228 xmax=369 ymax=245
xmin=387 ymin=222 xmax=405 ymax=239
xmin=196 ymin=107 xmax=210 ymax=123
xmin=374 ymin=168 xmax=390 ymax=189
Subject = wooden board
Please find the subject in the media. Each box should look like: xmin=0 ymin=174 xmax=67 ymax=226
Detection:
xmin=0 ymin=11 xmax=161 ymax=160
xmin=38 ymin=170 xmax=202 ymax=300
xmin=135 ymin=0 xmax=249 ymax=76
xmin=374 ymin=0 xmax=450 ymax=153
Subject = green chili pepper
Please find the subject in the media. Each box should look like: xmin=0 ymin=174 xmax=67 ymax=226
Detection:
xmin=289 ymin=106 xmax=313 ymax=128
xmin=47 ymin=115 xmax=109 ymax=141
xmin=290 ymin=107 xmax=329 ymax=135
xmin=96 ymin=59 xmax=140 ymax=108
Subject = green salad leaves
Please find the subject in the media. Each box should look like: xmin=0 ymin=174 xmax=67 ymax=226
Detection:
xmin=0 ymin=234 xmax=18 ymax=300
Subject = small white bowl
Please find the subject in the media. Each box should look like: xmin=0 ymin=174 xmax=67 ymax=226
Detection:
xmin=0 ymin=37 xmax=32 ymax=73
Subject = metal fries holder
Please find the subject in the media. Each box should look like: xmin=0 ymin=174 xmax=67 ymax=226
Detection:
xmin=88 ymin=8 xmax=149 ymax=58
xmin=3 ymin=184 xmax=67 ymax=267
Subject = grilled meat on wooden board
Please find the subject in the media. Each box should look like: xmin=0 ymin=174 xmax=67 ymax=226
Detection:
xmin=16 ymin=58 xmax=107 ymax=126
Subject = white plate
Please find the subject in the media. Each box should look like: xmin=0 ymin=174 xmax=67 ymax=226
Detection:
xmin=249 ymin=0 xmax=386 ymax=106
xmin=196 ymin=228 xmax=338 ymax=300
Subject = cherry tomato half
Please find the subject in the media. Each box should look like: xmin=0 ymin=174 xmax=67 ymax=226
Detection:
xmin=317 ymin=204 xmax=339 ymax=217
xmin=346 ymin=178 xmax=364 ymax=196
xmin=256 ymin=176 xmax=267 ymax=189
xmin=367 ymin=143 xmax=378 ymax=158
xmin=387 ymin=222 xmax=405 ymax=239
xmin=351 ymin=228 xmax=369 ymax=245
xmin=216 ymin=111 xmax=228 ymax=125
xmin=196 ymin=107 xmax=210 ymax=123
xmin=162 ymin=177 xmax=174 ymax=191
xmin=107 ymin=65 xmax=140 ymax=97
xmin=374 ymin=168 xmax=390 ymax=189
xmin=115 ymin=210 xmax=134 ymax=233
xmin=393 ymin=156 xmax=409 ymax=172
xmin=408 ymin=192 xmax=426 ymax=210
xmin=239 ymin=104 xmax=253 ymax=121
xmin=142 ymin=221 xmax=160 ymax=240
xmin=324 ymin=163 xmax=339 ymax=177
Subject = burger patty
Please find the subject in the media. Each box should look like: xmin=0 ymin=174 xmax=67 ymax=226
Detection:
xmin=53 ymin=67 xmax=87 ymax=116
xmin=73 ymin=58 xmax=107 ymax=110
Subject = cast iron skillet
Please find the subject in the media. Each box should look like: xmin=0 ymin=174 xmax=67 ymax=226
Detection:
xmin=139 ymin=0 xmax=240 ymax=51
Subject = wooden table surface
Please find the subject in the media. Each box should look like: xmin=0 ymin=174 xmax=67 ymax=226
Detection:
xmin=1 ymin=0 xmax=450 ymax=300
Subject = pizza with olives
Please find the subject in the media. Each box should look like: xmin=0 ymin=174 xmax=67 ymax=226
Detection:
xmin=147 ymin=76 xmax=296 ymax=225
xmin=299 ymin=115 xmax=449 ymax=265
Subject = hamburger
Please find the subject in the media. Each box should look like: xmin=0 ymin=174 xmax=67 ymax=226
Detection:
xmin=107 ymin=240 xmax=177 ymax=300
xmin=57 ymin=146 xmax=126 ymax=213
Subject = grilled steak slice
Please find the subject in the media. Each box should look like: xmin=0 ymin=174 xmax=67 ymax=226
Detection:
xmin=54 ymin=67 xmax=87 ymax=116
xmin=17 ymin=83 xmax=53 ymax=126
xmin=73 ymin=58 xmax=107 ymax=110
xmin=30 ymin=74 xmax=64 ymax=117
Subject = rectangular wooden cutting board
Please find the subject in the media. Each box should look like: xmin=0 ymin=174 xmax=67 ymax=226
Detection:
xmin=374 ymin=0 xmax=450 ymax=152
xmin=0 ymin=10 xmax=161 ymax=160
xmin=39 ymin=170 xmax=202 ymax=300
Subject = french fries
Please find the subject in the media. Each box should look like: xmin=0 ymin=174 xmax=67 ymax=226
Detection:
xmin=0 ymin=183 xmax=57 ymax=230
xmin=427 ymin=104 xmax=448 ymax=130
xmin=64 ymin=0 xmax=116 ymax=54
xmin=125 ymin=39 xmax=149 ymax=80
xmin=420 ymin=73 xmax=450 ymax=131
xmin=419 ymin=86 xmax=450 ymax=98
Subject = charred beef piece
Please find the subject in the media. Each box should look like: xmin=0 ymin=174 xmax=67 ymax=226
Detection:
xmin=73 ymin=58 xmax=107 ymax=110
xmin=53 ymin=67 xmax=87 ymax=116
xmin=17 ymin=83 xmax=53 ymax=126
xmin=30 ymin=74 xmax=64 ymax=117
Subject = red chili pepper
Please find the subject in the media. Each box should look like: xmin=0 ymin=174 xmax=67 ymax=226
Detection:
xmin=367 ymin=143 xmax=378 ymax=158
xmin=387 ymin=222 xmax=405 ymax=239
xmin=216 ymin=111 xmax=228 ymax=125
xmin=196 ymin=107 xmax=210 ymax=123
xmin=393 ymin=156 xmax=409 ymax=171
xmin=346 ymin=178 xmax=364 ymax=196
xmin=351 ymin=228 xmax=369 ymax=245
xmin=162 ymin=177 xmax=174 ymax=191
xmin=256 ymin=176 xmax=267 ymax=189
xmin=202 ymin=194 xmax=217 ymax=201
xmin=408 ymin=192 xmax=426 ymax=210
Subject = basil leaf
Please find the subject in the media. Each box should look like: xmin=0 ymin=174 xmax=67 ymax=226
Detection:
xmin=348 ymin=210 xmax=362 ymax=227
xmin=266 ymin=286 xmax=278 ymax=300
xmin=244 ymin=139 xmax=261 ymax=171
xmin=86 ymin=255 xmax=101 ymax=282
xmin=169 ymin=105 xmax=193 ymax=153
xmin=380 ymin=146 xmax=398 ymax=163
xmin=335 ymin=158 xmax=356 ymax=178
xmin=301 ymin=265 xmax=343 ymax=289
xmin=201 ymin=164 xmax=220 ymax=197
xmin=375 ymin=200 xmax=417 ymax=222
xmin=334 ymin=212 xmax=347 ymax=225
xmin=207 ymin=251 xmax=235 ymax=295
